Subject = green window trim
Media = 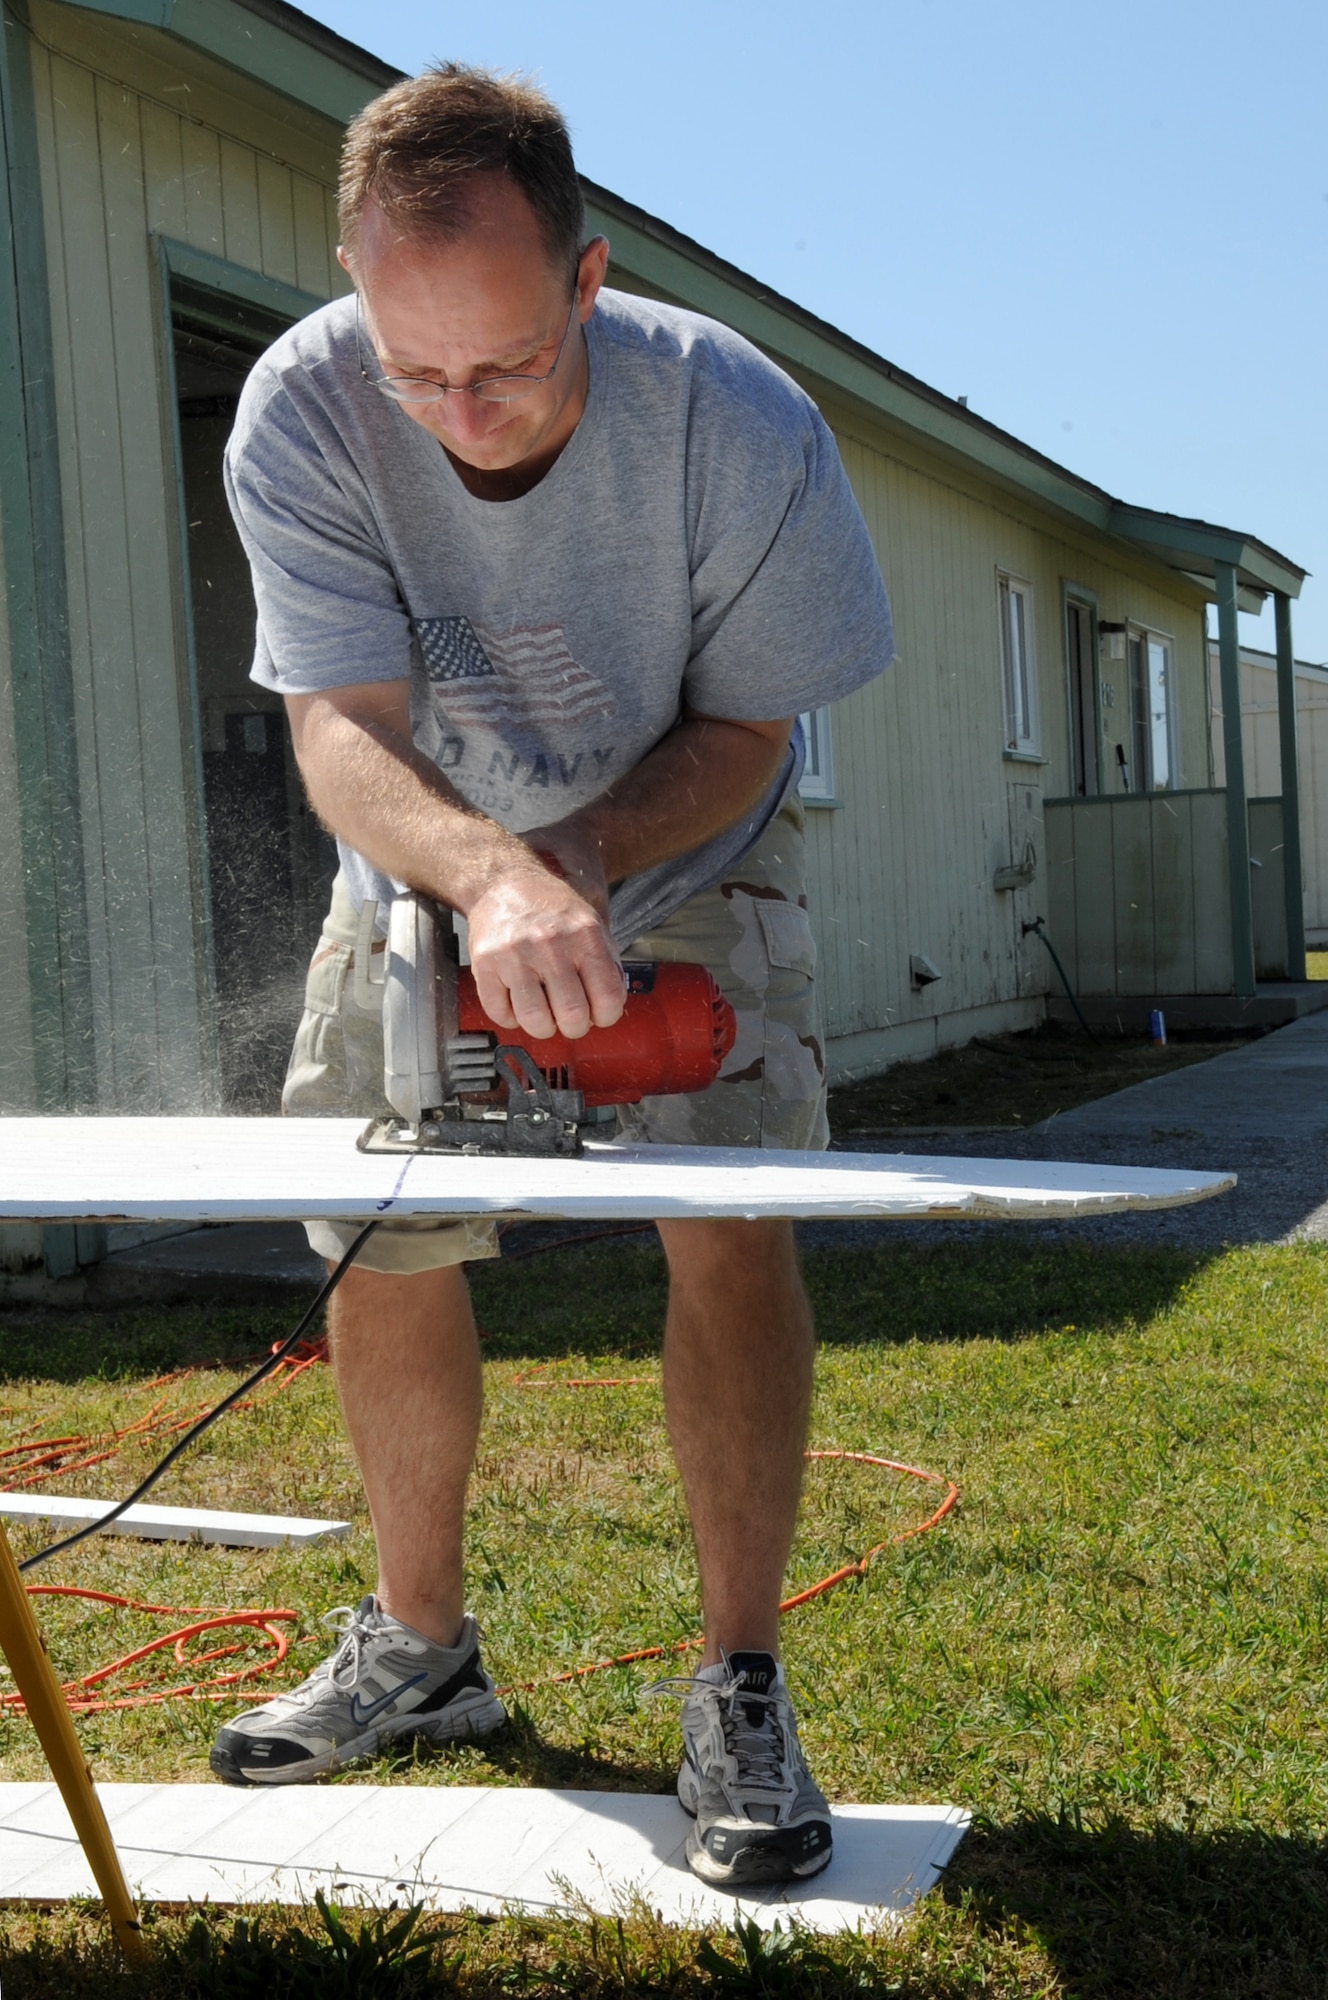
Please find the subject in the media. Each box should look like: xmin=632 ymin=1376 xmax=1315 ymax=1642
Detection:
xmin=158 ymin=236 xmax=330 ymax=329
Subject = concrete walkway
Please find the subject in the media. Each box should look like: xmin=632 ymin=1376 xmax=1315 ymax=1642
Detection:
xmin=891 ymin=1010 xmax=1328 ymax=1250
xmin=1049 ymin=1008 xmax=1328 ymax=1144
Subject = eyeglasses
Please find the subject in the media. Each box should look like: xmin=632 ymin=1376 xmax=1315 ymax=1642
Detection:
xmin=357 ymin=292 xmax=580 ymax=406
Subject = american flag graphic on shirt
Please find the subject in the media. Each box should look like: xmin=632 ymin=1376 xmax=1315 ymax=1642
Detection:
xmin=415 ymin=616 xmax=617 ymax=737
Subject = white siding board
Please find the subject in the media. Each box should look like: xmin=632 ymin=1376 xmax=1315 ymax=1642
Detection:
xmin=1151 ymin=794 xmax=1196 ymax=995
xmin=326 ymin=186 xmax=352 ymax=293
xmin=0 ymin=534 xmax=38 ymax=1109
xmin=219 ymin=135 xmax=262 ymax=271
xmin=256 ymin=152 xmax=298 ymax=288
xmin=1043 ymin=798 xmax=1077 ymax=985
xmin=42 ymin=54 xmax=128 ymax=1108
xmin=96 ymin=73 xmax=207 ymax=1108
xmin=1072 ymin=805 xmax=1117 ymax=994
xmin=292 ymin=171 xmax=331 ymax=298
xmin=179 ymin=120 xmax=224 ymax=256
xmin=139 ymin=97 xmax=186 ymax=240
xmin=1111 ymin=803 xmax=1154 ymax=994
xmin=1191 ymin=794 xmax=1232 ymax=992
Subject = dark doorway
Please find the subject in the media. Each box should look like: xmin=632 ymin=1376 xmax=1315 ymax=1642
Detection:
xmin=172 ymin=289 xmax=336 ymax=1111
xmin=1066 ymin=597 xmax=1099 ymax=796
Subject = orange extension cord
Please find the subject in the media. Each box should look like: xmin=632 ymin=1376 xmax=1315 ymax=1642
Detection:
xmin=3 ymin=1348 xmax=958 ymax=1718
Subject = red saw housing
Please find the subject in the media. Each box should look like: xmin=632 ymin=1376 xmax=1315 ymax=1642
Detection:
xmin=456 ymin=961 xmax=736 ymax=1107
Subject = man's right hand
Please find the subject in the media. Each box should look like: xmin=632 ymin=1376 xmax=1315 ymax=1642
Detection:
xmin=466 ymin=864 xmax=625 ymax=1041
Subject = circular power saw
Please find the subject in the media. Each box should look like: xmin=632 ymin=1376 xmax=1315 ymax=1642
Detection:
xmin=354 ymin=892 xmax=736 ymax=1159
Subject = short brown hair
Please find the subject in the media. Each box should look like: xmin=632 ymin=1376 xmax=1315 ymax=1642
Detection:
xmin=339 ymin=64 xmax=585 ymax=279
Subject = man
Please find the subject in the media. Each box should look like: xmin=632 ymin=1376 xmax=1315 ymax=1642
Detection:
xmin=213 ymin=64 xmax=893 ymax=1889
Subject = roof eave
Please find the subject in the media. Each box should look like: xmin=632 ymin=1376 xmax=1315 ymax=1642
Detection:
xmin=1109 ymin=508 xmax=1305 ymax=599
xmin=59 ymin=0 xmax=401 ymax=123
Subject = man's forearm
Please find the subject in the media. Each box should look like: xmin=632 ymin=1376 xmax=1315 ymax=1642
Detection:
xmin=549 ymin=713 xmax=793 ymax=885
xmin=291 ymin=702 xmax=546 ymax=913
xmin=287 ymin=685 xmax=626 ymax=1041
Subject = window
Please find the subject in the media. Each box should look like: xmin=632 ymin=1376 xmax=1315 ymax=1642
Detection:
xmin=797 ymin=708 xmax=836 ymax=801
xmin=998 ymin=573 xmax=1039 ymax=755
xmin=1127 ymin=627 xmax=1175 ymax=791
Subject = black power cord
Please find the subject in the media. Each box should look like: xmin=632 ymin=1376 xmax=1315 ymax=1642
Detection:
xmin=18 ymin=1219 xmax=382 ymax=1574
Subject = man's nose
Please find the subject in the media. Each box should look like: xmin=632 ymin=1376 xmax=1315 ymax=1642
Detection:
xmin=435 ymin=390 xmax=503 ymax=443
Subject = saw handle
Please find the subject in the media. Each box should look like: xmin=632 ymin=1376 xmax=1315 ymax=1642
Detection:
xmin=457 ymin=961 xmax=736 ymax=1107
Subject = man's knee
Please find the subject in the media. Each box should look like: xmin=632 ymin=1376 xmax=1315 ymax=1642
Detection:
xmin=326 ymin=1259 xmax=476 ymax=1345
xmin=657 ymin=1216 xmax=801 ymax=1289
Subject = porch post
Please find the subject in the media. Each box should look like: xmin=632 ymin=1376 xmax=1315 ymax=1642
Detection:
xmin=1215 ymin=560 xmax=1256 ymax=996
xmin=1274 ymin=591 xmax=1307 ymax=980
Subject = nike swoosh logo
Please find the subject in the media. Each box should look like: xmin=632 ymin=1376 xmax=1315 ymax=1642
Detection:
xmin=349 ymin=1673 xmax=427 ymax=1727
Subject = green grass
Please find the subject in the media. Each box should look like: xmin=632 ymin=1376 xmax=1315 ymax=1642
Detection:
xmin=3 ymin=1236 xmax=1328 ymax=1994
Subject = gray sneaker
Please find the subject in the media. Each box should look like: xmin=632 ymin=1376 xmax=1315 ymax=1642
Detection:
xmin=210 ymin=1597 xmax=506 ymax=1785
xmin=652 ymin=1651 xmax=833 ymax=1886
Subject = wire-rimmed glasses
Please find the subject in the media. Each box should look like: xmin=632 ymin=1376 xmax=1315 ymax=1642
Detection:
xmin=356 ymin=292 xmax=580 ymax=406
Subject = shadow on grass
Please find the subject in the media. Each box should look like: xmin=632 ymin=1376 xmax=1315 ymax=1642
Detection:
xmin=950 ymin=1811 xmax=1328 ymax=2000
xmin=0 ymin=1301 xmax=311 ymax=1384
xmin=377 ymin=1701 xmax=675 ymax=1797
xmin=473 ymin=1235 xmax=1212 ymax=1362
xmin=0 ymin=1236 xmax=1214 ymax=1382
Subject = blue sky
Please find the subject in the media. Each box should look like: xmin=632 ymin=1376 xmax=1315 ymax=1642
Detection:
xmin=306 ymin=0 xmax=1327 ymax=657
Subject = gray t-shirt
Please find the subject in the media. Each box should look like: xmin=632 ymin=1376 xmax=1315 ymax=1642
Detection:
xmin=225 ymin=287 xmax=894 ymax=945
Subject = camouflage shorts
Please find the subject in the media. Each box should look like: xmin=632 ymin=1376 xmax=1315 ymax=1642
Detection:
xmin=285 ymin=797 xmax=827 ymax=1274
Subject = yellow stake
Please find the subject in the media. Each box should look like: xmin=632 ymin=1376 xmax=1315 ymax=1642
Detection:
xmin=0 ymin=1523 xmax=144 ymax=1961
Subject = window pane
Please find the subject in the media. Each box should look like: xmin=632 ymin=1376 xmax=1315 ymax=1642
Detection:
xmin=1011 ymin=590 xmax=1030 ymax=741
xmin=801 ymin=710 xmax=822 ymax=780
xmin=797 ymin=709 xmax=834 ymax=799
xmin=999 ymin=577 xmax=1036 ymax=751
xmin=1147 ymin=638 xmax=1171 ymax=788
xmin=1129 ymin=635 xmax=1149 ymax=791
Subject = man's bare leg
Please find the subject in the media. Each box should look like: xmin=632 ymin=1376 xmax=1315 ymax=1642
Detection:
xmin=656 ymin=1217 xmax=814 ymax=1663
xmin=326 ymin=1261 xmax=481 ymax=1646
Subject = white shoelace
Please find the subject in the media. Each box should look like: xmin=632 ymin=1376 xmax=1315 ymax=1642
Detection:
xmin=645 ymin=1669 xmax=793 ymax=1793
xmin=322 ymin=1603 xmax=385 ymax=1693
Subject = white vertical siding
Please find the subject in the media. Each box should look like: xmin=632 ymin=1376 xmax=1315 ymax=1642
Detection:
xmin=24 ymin=1 xmax=346 ymax=1109
xmin=798 ymin=396 xmax=1211 ymax=1069
xmin=1211 ymin=647 xmax=1328 ymax=933
xmin=0 ymin=537 xmax=38 ymax=1110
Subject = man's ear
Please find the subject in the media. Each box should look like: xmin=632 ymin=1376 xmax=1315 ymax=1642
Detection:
xmin=336 ymin=245 xmax=352 ymax=276
xmin=577 ymin=235 xmax=610 ymax=319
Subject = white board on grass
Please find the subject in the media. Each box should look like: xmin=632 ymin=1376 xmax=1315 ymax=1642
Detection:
xmin=0 ymin=1782 xmax=969 ymax=1931
xmin=0 ymin=1493 xmax=350 ymax=1548
xmin=0 ymin=1118 xmax=1232 ymax=1225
